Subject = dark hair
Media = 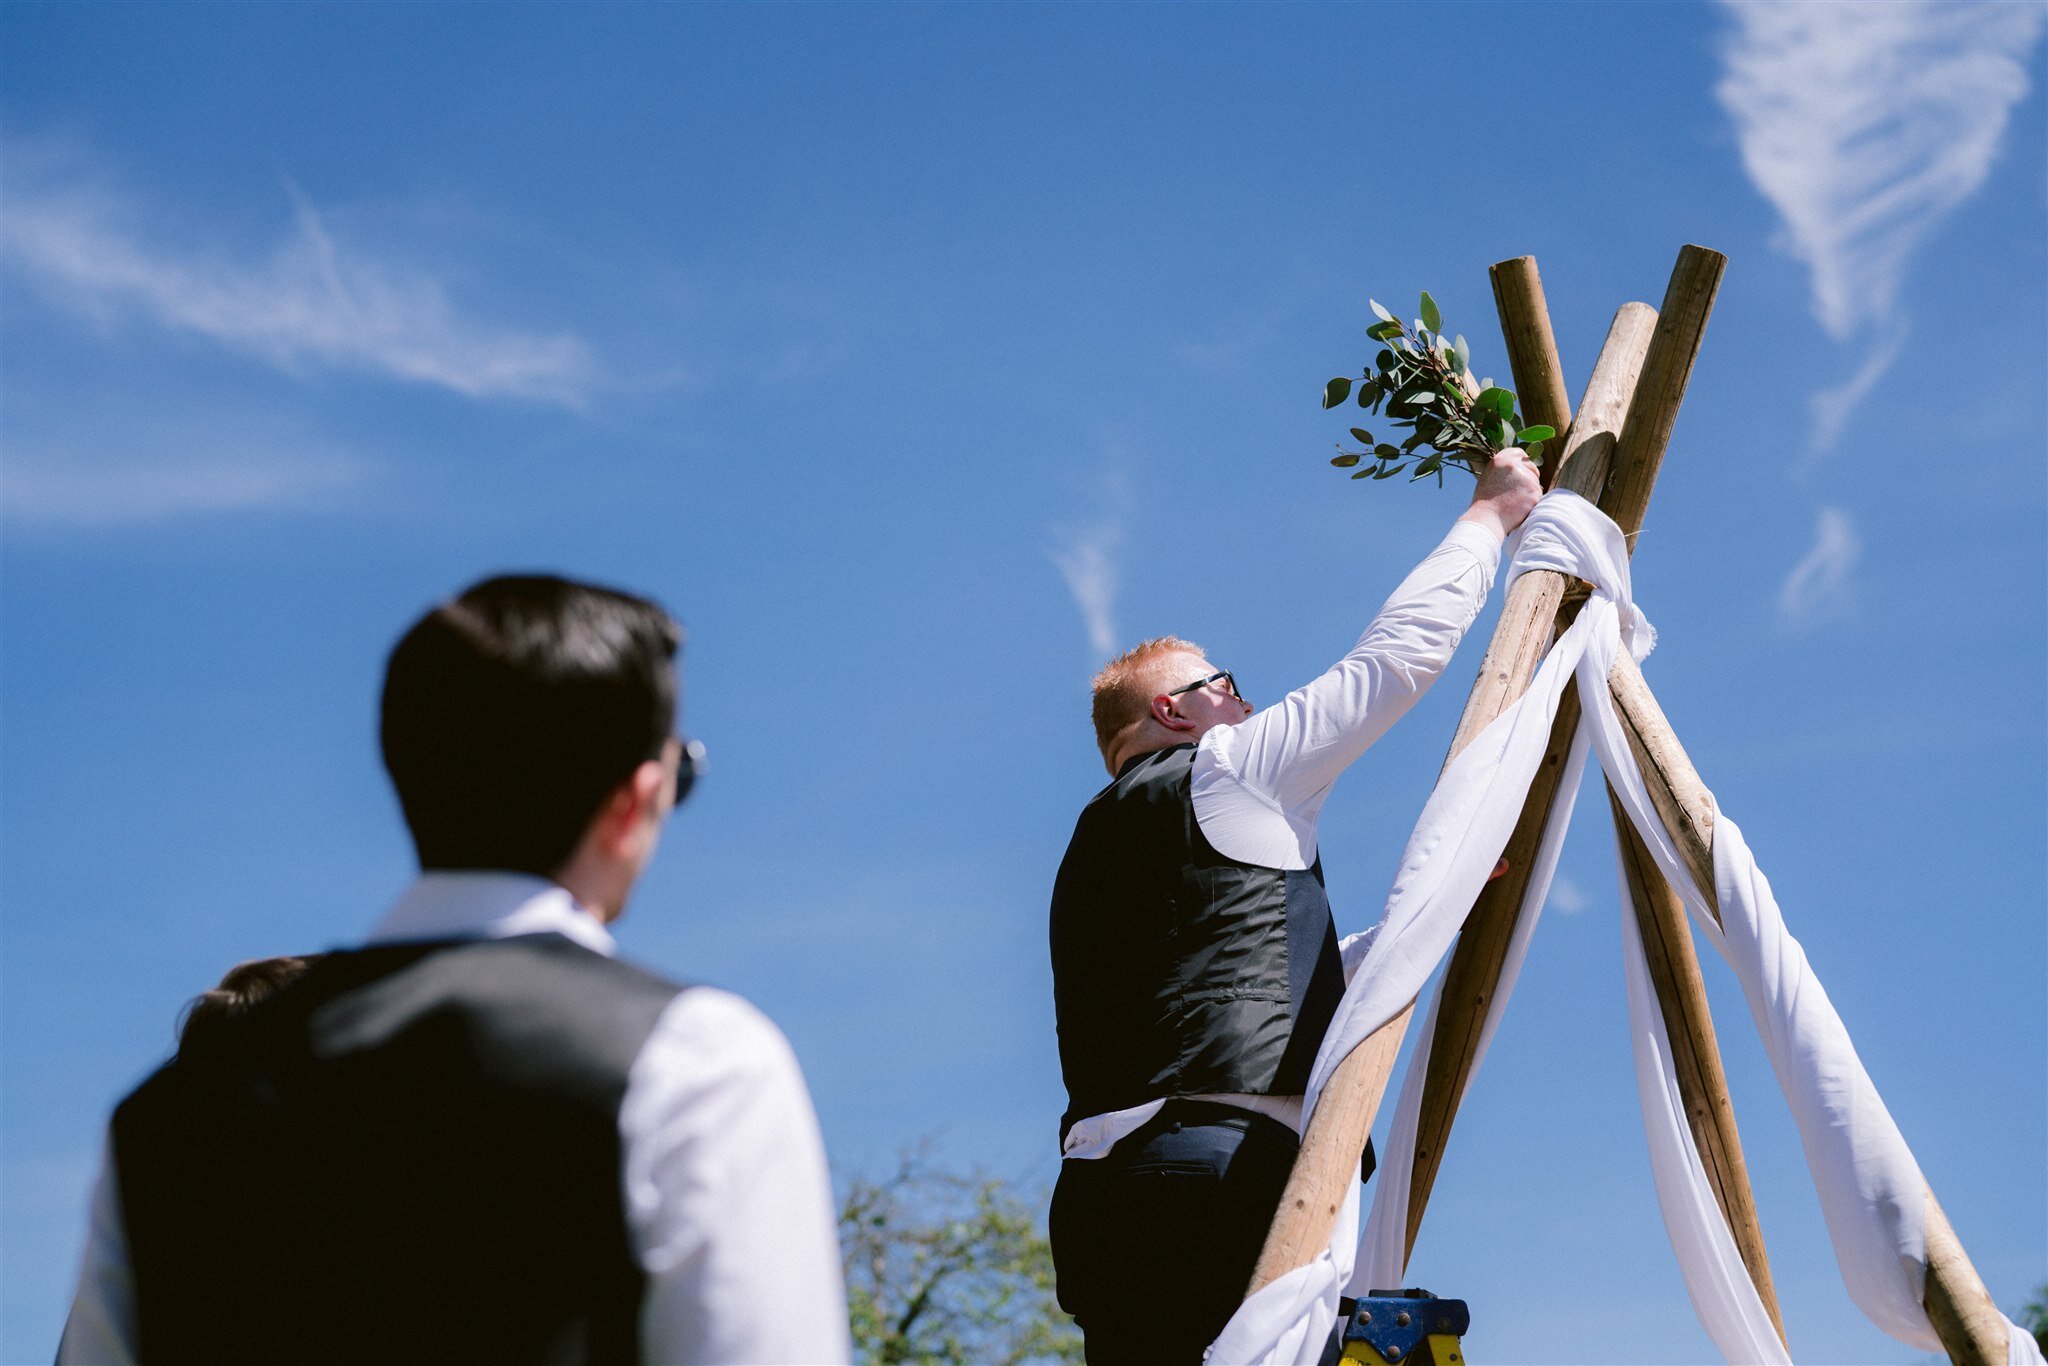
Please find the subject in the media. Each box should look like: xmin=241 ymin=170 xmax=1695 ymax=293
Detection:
xmin=176 ymin=956 xmax=312 ymax=1058
xmin=380 ymin=574 xmax=681 ymax=875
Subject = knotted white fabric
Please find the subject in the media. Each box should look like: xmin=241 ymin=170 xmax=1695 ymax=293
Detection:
xmin=1208 ymin=492 xmax=2042 ymax=1365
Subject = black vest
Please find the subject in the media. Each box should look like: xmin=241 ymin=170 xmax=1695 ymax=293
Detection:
xmin=110 ymin=934 xmax=685 ymax=1366
xmin=1049 ymin=744 xmax=1345 ymax=1139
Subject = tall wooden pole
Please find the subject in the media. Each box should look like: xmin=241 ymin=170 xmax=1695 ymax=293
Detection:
xmin=1489 ymin=258 xmax=1573 ymax=493
xmin=1606 ymin=654 xmax=2014 ymax=1366
xmin=1612 ymin=794 xmax=1786 ymax=1341
xmin=1245 ymin=258 xmax=1650 ymax=1298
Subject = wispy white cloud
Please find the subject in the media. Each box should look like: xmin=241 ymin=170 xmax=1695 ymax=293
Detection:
xmin=2 ymin=443 xmax=365 ymax=529
xmin=1 ymin=144 xmax=596 ymax=405
xmin=1049 ymin=519 xmax=1122 ymax=662
xmin=1806 ymin=327 xmax=1906 ymax=460
xmin=1173 ymin=307 xmax=1286 ymax=374
xmin=1716 ymin=0 xmax=2043 ymax=451
xmin=1778 ymin=506 xmax=1862 ymax=629
xmin=1 ymin=399 xmax=373 ymax=528
xmin=1548 ymin=875 xmax=1592 ymax=917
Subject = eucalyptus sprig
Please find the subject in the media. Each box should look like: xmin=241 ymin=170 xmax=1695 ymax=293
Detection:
xmin=1321 ymin=291 xmax=1555 ymax=485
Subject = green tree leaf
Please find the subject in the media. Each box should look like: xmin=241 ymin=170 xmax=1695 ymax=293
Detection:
xmin=1366 ymin=320 xmax=1402 ymax=342
xmin=1419 ymin=291 xmax=1441 ymax=333
xmin=1517 ymin=424 xmax=1556 ymax=443
xmin=1369 ymin=298 xmax=1395 ymax=323
xmin=1477 ymin=387 xmax=1516 ymax=419
xmin=1331 ymin=453 xmax=1362 ymax=467
xmin=1349 ymin=428 xmax=1373 ymax=444
xmin=1453 ymin=334 xmax=1470 ymax=373
xmin=1323 ymin=376 xmax=1353 ymax=409
xmin=1373 ymin=464 xmax=1405 ymax=479
xmin=1374 ymin=443 xmax=1402 ymax=459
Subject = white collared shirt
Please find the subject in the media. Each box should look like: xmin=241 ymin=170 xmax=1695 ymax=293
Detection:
xmin=59 ymin=873 xmax=853 ymax=1366
xmin=1063 ymin=520 xmax=1503 ymax=1159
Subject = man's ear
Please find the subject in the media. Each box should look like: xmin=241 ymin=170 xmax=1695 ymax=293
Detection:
xmin=1149 ymin=693 xmax=1196 ymax=734
xmin=596 ymin=760 xmax=669 ymax=854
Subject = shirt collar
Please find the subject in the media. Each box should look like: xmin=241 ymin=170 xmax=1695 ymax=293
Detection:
xmin=365 ymin=871 xmax=617 ymax=957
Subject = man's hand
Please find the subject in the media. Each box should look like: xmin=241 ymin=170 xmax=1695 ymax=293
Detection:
xmin=1457 ymin=448 xmax=1543 ymax=542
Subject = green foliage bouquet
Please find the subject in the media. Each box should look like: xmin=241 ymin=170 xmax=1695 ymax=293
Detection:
xmin=1322 ymin=291 xmax=1554 ymax=484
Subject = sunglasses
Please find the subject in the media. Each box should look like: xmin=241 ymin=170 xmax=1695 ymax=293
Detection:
xmin=1165 ymin=669 xmax=1244 ymax=704
xmin=670 ymin=737 xmax=707 ymax=809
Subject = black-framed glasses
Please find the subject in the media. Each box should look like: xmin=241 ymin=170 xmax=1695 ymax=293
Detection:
xmin=1166 ymin=669 xmax=1243 ymax=704
xmin=670 ymin=736 xmax=707 ymax=810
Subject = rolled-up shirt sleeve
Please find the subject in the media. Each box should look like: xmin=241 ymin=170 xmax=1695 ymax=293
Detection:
xmin=1196 ymin=521 xmax=1502 ymax=867
xmin=621 ymin=988 xmax=851 ymax=1366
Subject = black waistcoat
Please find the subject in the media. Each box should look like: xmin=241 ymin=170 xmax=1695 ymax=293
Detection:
xmin=1049 ymin=744 xmax=1345 ymax=1139
xmin=110 ymin=933 xmax=685 ymax=1366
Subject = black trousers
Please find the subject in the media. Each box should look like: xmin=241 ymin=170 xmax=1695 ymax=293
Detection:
xmin=1049 ymin=1101 xmax=1305 ymax=1366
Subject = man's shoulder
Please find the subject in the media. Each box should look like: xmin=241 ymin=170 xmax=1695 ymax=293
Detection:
xmin=638 ymin=984 xmax=802 ymax=1078
xmin=1080 ymin=742 xmax=1197 ymax=811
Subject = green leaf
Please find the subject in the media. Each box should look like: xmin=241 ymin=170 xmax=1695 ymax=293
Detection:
xmin=1331 ymin=453 xmax=1362 ymax=467
xmin=1517 ymin=424 xmax=1556 ymax=443
xmin=1419 ymin=291 xmax=1441 ymax=333
xmin=1374 ymin=443 xmax=1402 ymax=459
xmin=1349 ymin=428 xmax=1373 ymax=444
xmin=1323 ymin=376 xmax=1353 ymax=409
xmin=1477 ymin=387 xmax=1517 ymax=418
xmin=1369 ymin=298 xmax=1395 ymax=323
xmin=1357 ymin=381 xmax=1381 ymax=409
xmin=1375 ymin=350 xmax=1397 ymax=373
xmin=1401 ymin=431 xmax=1428 ymax=452
xmin=1453 ymin=334 xmax=1470 ymax=372
xmin=1351 ymin=468 xmax=1374 ymax=479
xmin=1372 ymin=464 xmax=1405 ymax=479
xmin=1366 ymin=320 xmax=1402 ymax=342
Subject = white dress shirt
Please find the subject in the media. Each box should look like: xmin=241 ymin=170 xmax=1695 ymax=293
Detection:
xmin=1062 ymin=521 xmax=1503 ymax=1159
xmin=58 ymin=873 xmax=853 ymax=1366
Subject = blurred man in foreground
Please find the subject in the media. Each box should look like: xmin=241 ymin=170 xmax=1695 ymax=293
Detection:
xmin=61 ymin=574 xmax=850 ymax=1365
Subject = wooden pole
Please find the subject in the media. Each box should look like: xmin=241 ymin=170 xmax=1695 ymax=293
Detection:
xmin=1244 ymin=1002 xmax=1413 ymax=1290
xmin=1405 ymin=246 xmax=1727 ymax=1259
xmin=1606 ymin=652 xmax=2014 ymax=1366
xmin=1923 ymin=1190 xmax=2012 ymax=1366
xmin=1611 ymin=790 xmax=1786 ymax=1342
xmin=1489 ymin=258 xmax=1573 ymax=493
xmin=1244 ymin=259 xmax=1649 ymax=1299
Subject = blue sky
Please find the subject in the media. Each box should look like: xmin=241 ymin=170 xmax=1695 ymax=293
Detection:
xmin=3 ymin=3 xmax=2042 ymax=1361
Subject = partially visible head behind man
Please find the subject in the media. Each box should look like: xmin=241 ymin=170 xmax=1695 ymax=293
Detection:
xmin=176 ymin=956 xmax=313 ymax=1059
xmin=1090 ymin=635 xmax=1207 ymax=766
xmin=381 ymin=575 xmax=681 ymax=876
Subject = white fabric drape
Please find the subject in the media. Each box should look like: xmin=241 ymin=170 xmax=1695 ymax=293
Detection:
xmin=1208 ymin=492 xmax=2042 ymax=1366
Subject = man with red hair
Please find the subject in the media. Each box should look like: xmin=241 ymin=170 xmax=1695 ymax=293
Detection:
xmin=1048 ymin=451 xmax=1541 ymax=1363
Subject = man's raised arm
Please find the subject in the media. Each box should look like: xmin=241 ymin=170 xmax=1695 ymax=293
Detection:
xmin=1211 ymin=450 xmax=1542 ymax=819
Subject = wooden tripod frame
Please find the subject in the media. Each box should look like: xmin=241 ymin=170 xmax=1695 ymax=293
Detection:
xmin=1243 ymin=247 xmax=2011 ymax=1365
